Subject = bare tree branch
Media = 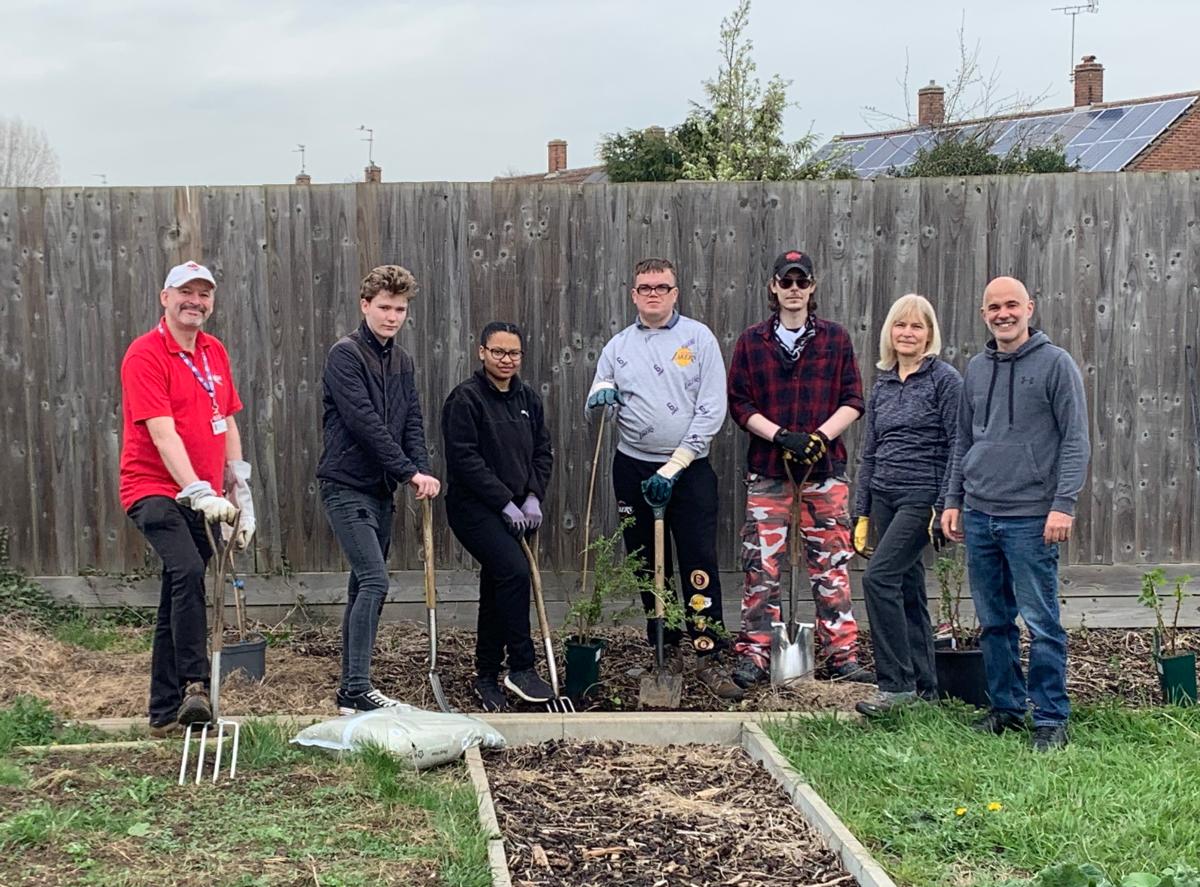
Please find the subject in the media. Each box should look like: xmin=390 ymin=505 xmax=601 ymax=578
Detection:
xmin=0 ymin=117 xmax=60 ymax=187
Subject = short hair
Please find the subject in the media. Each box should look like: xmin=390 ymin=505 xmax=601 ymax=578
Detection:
xmin=360 ymin=264 xmax=417 ymax=303
xmin=480 ymin=321 xmax=524 ymax=348
xmin=767 ymin=276 xmax=817 ymax=314
xmin=876 ymin=293 xmax=943 ymax=370
xmin=633 ymin=257 xmax=676 ymax=282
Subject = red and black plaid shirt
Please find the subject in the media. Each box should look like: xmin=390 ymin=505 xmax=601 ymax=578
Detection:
xmin=728 ymin=315 xmax=865 ymax=480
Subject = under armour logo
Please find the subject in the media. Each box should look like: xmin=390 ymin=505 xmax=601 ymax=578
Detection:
xmin=1019 ymin=375 xmax=1035 ymax=385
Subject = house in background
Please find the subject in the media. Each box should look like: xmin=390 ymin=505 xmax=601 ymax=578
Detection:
xmin=817 ymin=56 xmax=1200 ymax=176
xmin=493 ymin=139 xmax=609 ymax=184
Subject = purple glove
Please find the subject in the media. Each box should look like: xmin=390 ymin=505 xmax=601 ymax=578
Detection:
xmin=501 ymin=501 xmax=528 ymax=537
xmin=520 ymin=494 xmax=543 ymax=530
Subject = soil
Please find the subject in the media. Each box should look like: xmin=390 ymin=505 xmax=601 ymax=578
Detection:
xmin=1 ymin=616 xmax=1195 ymax=723
xmin=486 ymin=740 xmax=855 ymax=887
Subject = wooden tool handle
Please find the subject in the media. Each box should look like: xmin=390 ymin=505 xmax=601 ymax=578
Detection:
xmin=653 ymin=517 xmax=666 ymax=619
xmin=421 ymin=498 xmax=436 ymax=609
xmin=520 ymin=536 xmax=552 ymax=641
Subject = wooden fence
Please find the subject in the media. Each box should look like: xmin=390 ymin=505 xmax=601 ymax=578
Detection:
xmin=1 ymin=174 xmax=1198 ymax=579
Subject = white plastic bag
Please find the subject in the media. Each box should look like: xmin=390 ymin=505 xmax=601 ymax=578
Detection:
xmin=290 ymin=707 xmax=506 ymax=770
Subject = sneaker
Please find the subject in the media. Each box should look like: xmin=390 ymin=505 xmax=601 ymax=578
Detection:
xmin=855 ymin=690 xmax=918 ymax=719
xmin=176 ymin=682 xmax=212 ymax=725
xmin=337 ymin=687 xmax=404 ymax=716
xmin=972 ymin=710 xmax=1026 ymax=735
xmin=474 ymin=675 xmax=509 ymax=713
xmin=149 ymin=721 xmax=181 ymax=739
xmin=696 ymin=656 xmax=746 ymax=701
xmin=731 ymin=656 xmax=769 ymax=690
xmin=504 ymin=668 xmax=554 ymax=703
xmin=822 ymin=660 xmax=877 ymax=684
xmin=1031 ymin=724 xmax=1069 ymax=751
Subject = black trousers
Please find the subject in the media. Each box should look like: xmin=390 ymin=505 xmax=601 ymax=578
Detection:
xmin=612 ymin=450 xmax=727 ymax=654
xmin=861 ymin=487 xmax=938 ymax=695
xmin=446 ymin=493 xmax=536 ymax=676
xmin=127 ymin=495 xmax=213 ymax=725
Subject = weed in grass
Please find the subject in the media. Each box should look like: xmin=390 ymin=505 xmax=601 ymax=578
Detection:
xmin=0 ymin=696 xmax=109 ymax=752
xmin=237 ymin=719 xmax=303 ymax=770
xmin=0 ymin=801 xmax=81 ymax=848
xmin=0 ymin=758 xmax=27 ymax=786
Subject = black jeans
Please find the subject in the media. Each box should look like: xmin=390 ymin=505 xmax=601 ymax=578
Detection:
xmin=446 ymin=493 xmax=535 ymax=676
xmin=320 ymin=480 xmax=394 ymax=694
xmin=612 ymin=451 xmax=727 ymax=654
xmin=127 ymin=496 xmax=213 ymax=726
xmin=861 ymin=487 xmax=938 ymax=695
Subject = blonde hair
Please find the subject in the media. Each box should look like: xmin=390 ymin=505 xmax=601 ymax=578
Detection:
xmin=877 ymin=293 xmax=942 ymax=370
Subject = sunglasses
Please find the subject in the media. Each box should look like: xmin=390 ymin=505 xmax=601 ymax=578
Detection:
xmin=634 ymin=284 xmax=676 ymax=296
xmin=775 ymin=275 xmax=813 ymax=290
xmin=485 ymin=348 xmax=524 ymax=361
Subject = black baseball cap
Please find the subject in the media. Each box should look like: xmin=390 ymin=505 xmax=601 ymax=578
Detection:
xmin=772 ymin=250 xmax=814 ymax=279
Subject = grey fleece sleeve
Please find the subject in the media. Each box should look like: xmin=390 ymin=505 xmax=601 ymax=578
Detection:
xmin=943 ymin=378 xmax=973 ymax=510
xmin=1049 ymin=352 xmax=1090 ymax=515
xmin=584 ymin=341 xmax=618 ymax=424
xmin=680 ymin=327 xmax=728 ymax=454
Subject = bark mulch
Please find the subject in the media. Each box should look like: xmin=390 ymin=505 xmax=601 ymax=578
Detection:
xmin=486 ymin=740 xmax=856 ymax=887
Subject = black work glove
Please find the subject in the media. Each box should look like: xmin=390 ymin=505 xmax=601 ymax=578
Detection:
xmin=929 ymin=507 xmax=947 ymax=552
xmin=774 ymin=428 xmax=829 ymax=466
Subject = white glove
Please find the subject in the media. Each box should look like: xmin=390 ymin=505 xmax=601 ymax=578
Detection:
xmin=176 ymin=481 xmax=237 ymax=525
xmin=655 ymin=446 xmax=696 ymax=481
xmin=224 ymin=460 xmax=256 ymax=551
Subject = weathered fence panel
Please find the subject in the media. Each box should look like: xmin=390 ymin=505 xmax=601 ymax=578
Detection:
xmin=1 ymin=173 xmax=1198 ymax=577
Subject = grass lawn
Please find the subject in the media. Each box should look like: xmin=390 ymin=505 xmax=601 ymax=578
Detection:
xmin=767 ymin=703 xmax=1200 ymax=887
xmin=0 ymin=698 xmax=491 ymax=887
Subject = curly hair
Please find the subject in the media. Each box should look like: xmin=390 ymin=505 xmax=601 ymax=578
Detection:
xmin=360 ymin=264 xmax=417 ymax=303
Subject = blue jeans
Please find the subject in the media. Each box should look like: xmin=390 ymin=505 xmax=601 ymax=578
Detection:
xmin=320 ymin=480 xmax=394 ymax=693
xmin=963 ymin=509 xmax=1069 ymax=725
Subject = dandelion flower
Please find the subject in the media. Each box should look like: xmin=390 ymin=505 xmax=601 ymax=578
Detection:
xmin=955 ymin=806 xmax=968 ymax=816
xmin=987 ymin=802 xmax=1003 ymax=812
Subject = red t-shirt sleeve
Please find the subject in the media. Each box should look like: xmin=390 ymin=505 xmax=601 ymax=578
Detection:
xmin=121 ymin=349 xmax=172 ymax=424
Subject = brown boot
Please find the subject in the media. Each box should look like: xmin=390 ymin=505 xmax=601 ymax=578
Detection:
xmin=696 ymin=656 xmax=746 ymax=701
xmin=176 ymin=682 xmax=213 ymax=725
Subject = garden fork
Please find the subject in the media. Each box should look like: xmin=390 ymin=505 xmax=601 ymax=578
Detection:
xmin=179 ymin=516 xmax=243 ymax=785
xmin=520 ymin=534 xmax=575 ymax=713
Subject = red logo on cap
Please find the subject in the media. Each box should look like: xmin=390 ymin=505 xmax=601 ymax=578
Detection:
xmin=186 ymin=262 xmax=200 ymax=269
xmin=786 ymin=251 xmax=802 ymax=261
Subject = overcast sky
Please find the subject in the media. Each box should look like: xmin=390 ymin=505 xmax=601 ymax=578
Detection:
xmin=3 ymin=0 xmax=1196 ymax=186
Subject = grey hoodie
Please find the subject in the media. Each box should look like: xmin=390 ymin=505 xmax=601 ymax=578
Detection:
xmin=944 ymin=329 xmax=1089 ymax=517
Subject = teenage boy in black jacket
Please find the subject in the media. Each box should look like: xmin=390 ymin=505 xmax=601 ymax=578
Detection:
xmin=317 ymin=264 xmax=441 ymax=714
xmin=442 ymin=322 xmax=555 ymax=711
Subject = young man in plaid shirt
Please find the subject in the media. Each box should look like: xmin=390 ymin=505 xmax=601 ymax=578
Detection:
xmin=727 ymin=250 xmax=875 ymax=689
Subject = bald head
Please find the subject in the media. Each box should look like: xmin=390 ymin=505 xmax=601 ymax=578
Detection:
xmin=982 ymin=276 xmax=1031 ymax=306
xmin=981 ymin=276 xmax=1035 ymax=353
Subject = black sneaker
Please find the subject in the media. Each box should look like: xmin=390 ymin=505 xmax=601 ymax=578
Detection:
xmin=823 ymin=660 xmax=877 ymax=684
xmin=855 ymin=690 xmax=918 ymax=719
xmin=474 ymin=675 xmax=509 ymax=713
xmin=176 ymin=682 xmax=212 ymax=725
xmin=732 ymin=656 xmax=768 ymax=689
xmin=1032 ymin=724 xmax=1069 ymax=751
xmin=336 ymin=687 xmax=404 ymax=716
xmin=972 ymin=710 xmax=1026 ymax=735
xmin=504 ymin=668 xmax=554 ymax=703
xmin=696 ymin=655 xmax=746 ymax=701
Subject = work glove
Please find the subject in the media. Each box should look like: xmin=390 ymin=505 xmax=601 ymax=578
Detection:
xmin=774 ymin=428 xmax=829 ymax=466
xmin=585 ymin=383 xmax=625 ymax=410
xmin=520 ymin=494 xmax=543 ymax=531
xmin=224 ymin=460 xmax=256 ymax=550
xmin=641 ymin=447 xmax=695 ymax=510
xmin=852 ymin=517 xmax=873 ymax=559
xmin=501 ymin=501 xmax=529 ymax=537
xmin=176 ymin=481 xmax=237 ymax=525
xmin=929 ymin=507 xmax=946 ymax=552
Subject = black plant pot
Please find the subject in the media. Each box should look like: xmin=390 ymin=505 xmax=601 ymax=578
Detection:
xmin=220 ymin=634 xmax=267 ymax=683
xmin=564 ymin=637 xmax=606 ymax=702
xmin=935 ymin=647 xmax=989 ymax=708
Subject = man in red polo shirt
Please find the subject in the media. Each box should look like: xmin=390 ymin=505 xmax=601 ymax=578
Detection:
xmin=119 ymin=260 xmax=256 ymax=735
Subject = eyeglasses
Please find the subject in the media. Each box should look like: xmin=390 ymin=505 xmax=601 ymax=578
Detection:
xmin=634 ymin=284 xmax=676 ymax=296
xmin=486 ymin=347 xmax=524 ymax=361
xmin=775 ymin=275 xmax=813 ymax=290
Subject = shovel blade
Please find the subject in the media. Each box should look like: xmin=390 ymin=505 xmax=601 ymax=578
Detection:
xmin=638 ymin=669 xmax=683 ymax=709
xmin=769 ymin=621 xmax=815 ymax=687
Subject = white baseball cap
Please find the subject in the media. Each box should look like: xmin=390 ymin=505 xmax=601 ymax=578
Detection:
xmin=163 ymin=260 xmax=216 ymax=290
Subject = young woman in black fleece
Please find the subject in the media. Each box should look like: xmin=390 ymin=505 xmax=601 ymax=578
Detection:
xmin=441 ymin=322 xmax=555 ymax=711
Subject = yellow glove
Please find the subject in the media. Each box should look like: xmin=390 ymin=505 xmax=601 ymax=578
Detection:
xmin=853 ymin=517 xmax=873 ymax=558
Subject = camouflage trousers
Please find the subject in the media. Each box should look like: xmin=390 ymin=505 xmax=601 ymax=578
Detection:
xmin=734 ymin=474 xmax=860 ymax=669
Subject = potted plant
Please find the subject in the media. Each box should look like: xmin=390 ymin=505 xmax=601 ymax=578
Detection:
xmin=933 ymin=547 xmax=989 ymax=707
xmin=1138 ymin=569 xmax=1196 ymax=706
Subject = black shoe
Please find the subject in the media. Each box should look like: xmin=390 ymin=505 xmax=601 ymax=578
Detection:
xmin=336 ymin=687 xmax=404 ymax=716
xmin=504 ymin=668 xmax=554 ymax=703
xmin=1032 ymin=724 xmax=1069 ymax=751
xmin=972 ymin=710 xmax=1026 ymax=735
xmin=731 ymin=656 xmax=768 ymax=689
xmin=917 ymin=687 xmax=939 ymax=703
xmin=176 ymin=682 xmax=212 ymax=725
xmin=823 ymin=661 xmax=877 ymax=684
xmin=696 ymin=655 xmax=746 ymax=701
xmin=855 ymin=690 xmax=919 ymax=718
xmin=474 ymin=675 xmax=509 ymax=713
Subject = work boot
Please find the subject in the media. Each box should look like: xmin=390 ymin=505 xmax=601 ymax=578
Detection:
xmin=972 ymin=710 xmax=1026 ymax=735
xmin=336 ymin=686 xmax=404 ymax=716
xmin=731 ymin=656 xmax=769 ymax=690
xmin=149 ymin=720 xmax=181 ymax=739
xmin=1031 ymin=724 xmax=1069 ymax=751
xmin=504 ymin=668 xmax=554 ymax=703
xmin=822 ymin=660 xmax=877 ymax=684
xmin=663 ymin=645 xmax=687 ymax=675
xmin=473 ymin=674 xmax=509 ymax=713
xmin=176 ymin=682 xmax=212 ymax=725
xmin=696 ymin=655 xmax=746 ymax=701
xmin=854 ymin=690 xmax=918 ymax=719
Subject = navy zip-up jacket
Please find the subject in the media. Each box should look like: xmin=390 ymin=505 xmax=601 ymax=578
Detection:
xmin=316 ymin=320 xmax=431 ymax=497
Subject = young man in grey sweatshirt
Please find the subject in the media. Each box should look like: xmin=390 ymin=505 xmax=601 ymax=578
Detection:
xmin=942 ymin=276 xmax=1090 ymax=751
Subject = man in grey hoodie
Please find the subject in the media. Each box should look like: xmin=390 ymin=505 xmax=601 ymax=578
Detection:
xmin=942 ymin=276 xmax=1089 ymax=751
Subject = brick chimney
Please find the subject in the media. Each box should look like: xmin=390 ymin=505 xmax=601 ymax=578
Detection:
xmin=548 ymin=139 xmax=567 ymax=173
xmin=918 ymin=81 xmax=945 ymax=126
xmin=1074 ymin=55 xmax=1103 ymax=106
xmin=295 ymin=172 xmax=311 ymax=185
xmin=644 ymin=125 xmax=667 ymax=140
xmin=364 ymin=164 xmax=382 ymax=183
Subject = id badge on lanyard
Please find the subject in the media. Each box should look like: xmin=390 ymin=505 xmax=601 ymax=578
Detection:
xmin=164 ymin=323 xmax=227 ymax=436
